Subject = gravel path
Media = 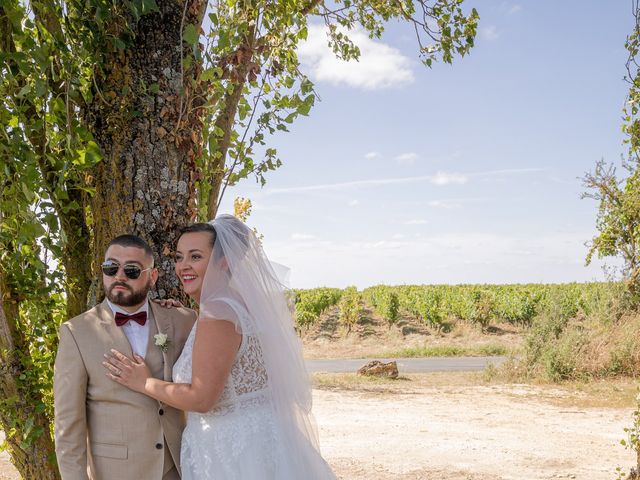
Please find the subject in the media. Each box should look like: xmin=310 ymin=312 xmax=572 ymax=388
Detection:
xmin=0 ymin=383 xmax=634 ymax=479
xmin=315 ymin=383 xmax=634 ymax=479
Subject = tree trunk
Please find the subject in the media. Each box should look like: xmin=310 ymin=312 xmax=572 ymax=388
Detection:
xmin=59 ymin=198 xmax=93 ymax=317
xmin=206 ymin=24 xmax=257 ymax=220
xmin=87 ymin=0 xmax=206 ymax=300
xmin=205 ymin=76 xmax=247 ymax=220
xmin=0 ymin=276 xmax=60 ymax=480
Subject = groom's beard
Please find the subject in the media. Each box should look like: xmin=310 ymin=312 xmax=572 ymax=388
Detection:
xmin=106 ymin=280 xmax=151 ymax=307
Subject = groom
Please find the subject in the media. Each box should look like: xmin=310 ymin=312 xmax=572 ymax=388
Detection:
xmin=54 ymin=235 xmax=196 ymax=480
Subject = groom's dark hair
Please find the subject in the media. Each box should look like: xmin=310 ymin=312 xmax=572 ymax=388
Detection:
xmin=107 ymin=234 xmax=154 ymax=262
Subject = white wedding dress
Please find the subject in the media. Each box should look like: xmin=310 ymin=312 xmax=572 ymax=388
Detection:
xmin=172 ymin=299 xmax=335 ymax=479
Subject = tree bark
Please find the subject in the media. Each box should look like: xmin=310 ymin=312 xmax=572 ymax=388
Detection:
xmin=58 ymin=193 xmax=93 ymax=316
xmin=87 ymin=0 xmax=207 ymax=300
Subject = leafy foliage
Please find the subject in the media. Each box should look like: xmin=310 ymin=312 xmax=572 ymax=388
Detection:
xmin=363 ymin=286 xmax=400 ymax=328
xmin=338 ymin=286 xmax=362 ymax=333
xmin=582 ymin=1 xmax=640 ymax=303
xmin=300 ymin=282 xmax=623 ymax=332
xmin=292 ymin=287 xmax=343 ymax=330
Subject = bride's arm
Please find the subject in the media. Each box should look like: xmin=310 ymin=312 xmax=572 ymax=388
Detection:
xmin=105 ymin=320 xmax=241 ymax=413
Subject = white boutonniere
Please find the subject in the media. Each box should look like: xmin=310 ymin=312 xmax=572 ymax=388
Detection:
xmin=154 ymin=333 xmax=170 ymax=353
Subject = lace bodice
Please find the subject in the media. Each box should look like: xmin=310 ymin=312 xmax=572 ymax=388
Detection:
xmin=172 ymin=314 xmax=271 ymax=417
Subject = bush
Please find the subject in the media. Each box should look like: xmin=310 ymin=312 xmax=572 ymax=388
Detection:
xmin=362 ymin=286 xmax=400 ymax=328
xmin=416 ymin=290 xmax=445 ymax=329
xmin=293 ymin=288 xmax=342 ymax=330
xmin=468 ymin=289 xmax=495 ymax=331
xmin=540 ymin=329 xmax=586 ymax=381
xmin=522 ymin=306 xmax=572 ymax=377
xmin=338 ymin=286 xmax=362 ymax=333
xmin=493 ymin=290 xmax=539 ymax=326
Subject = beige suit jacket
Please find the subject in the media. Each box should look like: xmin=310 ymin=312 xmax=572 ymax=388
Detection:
xmin=54 ymin=300 xmax=196 ymax=480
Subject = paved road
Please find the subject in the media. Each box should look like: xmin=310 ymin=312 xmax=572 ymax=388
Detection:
xmin=305 ymin=356 xmax=507 ymax=373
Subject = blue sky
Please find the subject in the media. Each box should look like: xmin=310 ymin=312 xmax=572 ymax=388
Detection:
xmin=219 ymin=2 xmax=632 ymax=289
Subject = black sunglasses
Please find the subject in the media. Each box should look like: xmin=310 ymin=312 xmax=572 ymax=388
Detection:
xmin=101 ymin=261 xmax=152 ymax=280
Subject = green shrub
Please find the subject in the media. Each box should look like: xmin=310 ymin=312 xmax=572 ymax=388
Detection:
xmin=362 ymin=286 xmax=400 ymax=327
xmin=541 ymin=329 xmax=585 ymax=381
xmin=468 ymin=289 xmax=495 ymax=330
xmin=338 ymin=286 xmax=362 ymax=333
xmin=293 ymin=287 xmax=342 ymax=330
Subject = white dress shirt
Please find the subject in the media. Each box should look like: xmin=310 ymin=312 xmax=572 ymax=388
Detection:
xmin=106 ymin=299 xmax=150 ymax=358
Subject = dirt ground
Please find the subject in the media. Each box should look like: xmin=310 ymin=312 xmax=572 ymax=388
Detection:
xmin=314 ymin=376 xmax=636 ymax=480
xmin=1 ymin=375 xmax=636 ymax=480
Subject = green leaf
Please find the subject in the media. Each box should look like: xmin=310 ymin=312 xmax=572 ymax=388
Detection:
xmin=300 ymin=78 xmax=313 ymax=95
xmin=17 ymin=84 xmax=31 ymax=98
xmin=183 ymin=24 xmax=198 ymax=46
xmin=85 ymin=141 xmax=102 ymax=165
xmin=200 ymin=68 xmax=216 ymax=82
xmin=218 ymin=30 xmax=229 ymax=50
xmin=141 ymin=0 xmax=159 ymax=13
xmin=35 ymin=78 xmax=47 ymax=97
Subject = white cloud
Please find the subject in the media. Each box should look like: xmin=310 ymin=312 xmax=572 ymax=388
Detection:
xmin=481 ymin=26 xmax=499 ymax=41
xmin=508 ymin=4 xmax=523 ymax=14
xmin=348 ymin=199 xmax=359 ymax=207
xmin=298 ymin=24 xmax=415 ymax=90
xmin=291 ymin=233 xmax=317 ymax=241
xmin=395 ymin=152 xmax=419 ymax=166
xmin=430 ymin=172 xmax=468 ymax=186
xmin=474 ymin=167 xmax=545 ymax=178
xmin=365 ymin=151 xmax=381 ymax=160
xmin=428 ymin=200 xmax=461 ymax=209
xmin=264 ymin=168 xmax=544 ymax=195
xmin=404 ymin=219 xmax=428 ymax=225
xmin=549 ymin=176 xmax=574 ymax=185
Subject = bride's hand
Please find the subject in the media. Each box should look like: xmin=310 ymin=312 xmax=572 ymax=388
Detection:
xmin=153 ymin=298 xmax=184 ymax=309
xmin=103 ymin=350 xmax=150 ymax=393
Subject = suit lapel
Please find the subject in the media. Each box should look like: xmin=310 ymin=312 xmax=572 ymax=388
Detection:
xmin=144 ymin=312 xmax=165 ymax=380
xmin=149 ymin=302 xmax=173 ymax=381
xmin=97 ymin=300 xmax=134 ymax=358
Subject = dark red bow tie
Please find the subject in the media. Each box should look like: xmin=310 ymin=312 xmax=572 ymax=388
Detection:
xmin=114 ymin=311 xmax=147 ymax=327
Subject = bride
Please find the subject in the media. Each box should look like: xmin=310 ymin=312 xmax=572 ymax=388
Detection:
xmin=104 ymin=214 xmax=335 ymax=479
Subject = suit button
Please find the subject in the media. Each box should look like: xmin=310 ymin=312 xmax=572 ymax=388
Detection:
xmin=155 ymin=443 xmax=163 ymax=450
xmin=159 ymin=408 xmax=164 ymax=416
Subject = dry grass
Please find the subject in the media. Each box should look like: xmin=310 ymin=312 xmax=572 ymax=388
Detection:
xmin=384 ymin=343 xmax=509 ymax=358
xmin=302 ymin=306 xmax=523 ymax=359
xmin=312 ymin=371 xmax=487 ymax=396
xmin=312 ymin=371 xmax=640 ymax=409
xmin=579 ymin=314 xmax=640 ymax=376
xmin=517 ymin=312 xmax=640 ymax=381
